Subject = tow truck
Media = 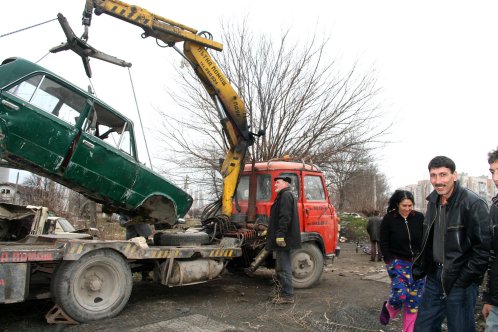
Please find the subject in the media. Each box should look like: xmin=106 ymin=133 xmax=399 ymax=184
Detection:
xmin=0 ymin=0 xmax=339 ymax=323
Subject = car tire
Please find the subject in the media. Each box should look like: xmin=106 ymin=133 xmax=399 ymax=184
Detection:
xmin=153 ymin=230 xmax=210 ymax=246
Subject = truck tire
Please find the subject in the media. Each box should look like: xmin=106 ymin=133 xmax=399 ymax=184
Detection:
xmin=291 ymin=243 xmax=324 ymax=288
xmin=153 ymin=230 xmax=210 ymax=246
xmin=51 ymin=249 xmax=132 ymax=323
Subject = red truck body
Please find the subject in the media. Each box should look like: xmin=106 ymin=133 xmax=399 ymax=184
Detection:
xmin=233 ymin=160 xmax=340 ymax=256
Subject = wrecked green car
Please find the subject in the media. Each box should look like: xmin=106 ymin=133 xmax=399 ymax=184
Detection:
xmin=0 ymin=57 xmax=192 ymax=225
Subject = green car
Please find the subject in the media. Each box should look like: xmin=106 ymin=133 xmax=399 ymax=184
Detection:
xmin=0 ymin=57 xmax=192 ymax=225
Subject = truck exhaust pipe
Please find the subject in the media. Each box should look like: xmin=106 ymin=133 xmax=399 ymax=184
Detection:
xmin=244 ymin=248 xmax=269 ymax=276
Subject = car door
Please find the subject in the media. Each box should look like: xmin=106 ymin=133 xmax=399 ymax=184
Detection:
xmin=0 ymin=73 xmax=86 ymax=173
xmin=63 ymin=101 xmax=139 ymax=207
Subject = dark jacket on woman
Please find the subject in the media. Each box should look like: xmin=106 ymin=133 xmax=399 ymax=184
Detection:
xmin=380 ymin=210 xmax=424 ymax=263
xmin=483 ymin=195 xmax=498 ymax=306
xmin=266 ymin=187 xmax=301 ymax=251
xmin=412 ymin=181 xmax=490 ymax=294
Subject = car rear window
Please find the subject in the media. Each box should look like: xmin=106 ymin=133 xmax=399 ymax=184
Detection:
xmin=8 ymin=74 xmax=86 ymax=126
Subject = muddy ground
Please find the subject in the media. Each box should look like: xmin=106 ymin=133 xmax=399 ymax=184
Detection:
xmin=0 ymin=242 xmax=487 ymax=331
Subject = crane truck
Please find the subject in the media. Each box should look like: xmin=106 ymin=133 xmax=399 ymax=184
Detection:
xmin=0 ymin=0 xmax=339 ymax=323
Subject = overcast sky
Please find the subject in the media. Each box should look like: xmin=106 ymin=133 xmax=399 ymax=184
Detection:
xmin=1 ymin=0 xmax=496 ymax=192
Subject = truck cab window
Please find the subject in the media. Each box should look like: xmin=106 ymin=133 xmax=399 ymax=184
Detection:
xmin=304 ymin=175 xmax=326 ymax=201
xmin=278 ymin=173 xmax=299 ymax=198
xmin=236 ymin=174 xmax=272 ymax=201
xmin=7 ymin=74 xmax=86 ymax=126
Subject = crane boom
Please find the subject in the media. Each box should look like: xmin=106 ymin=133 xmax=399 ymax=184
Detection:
xmin=82 ymin=0 xmax=256 ymax=218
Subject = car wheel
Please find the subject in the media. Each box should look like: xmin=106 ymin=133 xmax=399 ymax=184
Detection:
xmin=153 ymin=230 xmax=210 ymax=246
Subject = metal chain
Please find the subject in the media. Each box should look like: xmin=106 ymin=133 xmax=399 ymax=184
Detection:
xmin=0 ymin=18 xmax=58 ymax=39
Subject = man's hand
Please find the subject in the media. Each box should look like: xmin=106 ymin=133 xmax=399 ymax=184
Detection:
xmin=276 ymin=237 xmax=286 ymax=247
xmin=483 ymin=303 xmax=492 ymax=319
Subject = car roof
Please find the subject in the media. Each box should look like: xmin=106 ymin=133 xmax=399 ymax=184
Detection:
xmin=0 ymin=57 xmax=134 ymax=124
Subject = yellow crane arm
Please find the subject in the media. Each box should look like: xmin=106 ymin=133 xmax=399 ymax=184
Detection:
xmin=84 ymin=0 xmax=257 ymax=217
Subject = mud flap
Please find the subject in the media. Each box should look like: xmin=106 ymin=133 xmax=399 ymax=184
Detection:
xmin=0 ymin=263 xmax=29 ymax=303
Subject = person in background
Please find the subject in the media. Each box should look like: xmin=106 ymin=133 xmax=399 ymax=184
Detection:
xmin=266 ymin=175 xmax=301 ymax=304
xmin=413 ymin=156 xmax=490 ymax=332
xmin=367 ymin=210 xmax=383 ymax=262
xmin=379 ymin=190 xmax=424 ymax=332
xmin=482 ymin=148 xmax=498 ymax=331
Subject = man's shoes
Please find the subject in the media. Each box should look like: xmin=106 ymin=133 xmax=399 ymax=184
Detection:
xmin=272 ymin=296 xmax=295 ymax=304
xmin=377 ymin=258 xmax=383 ymax=262
xmin=379 ymin=301 xmax=390 ymax=325
xmin=370 ymin=258 xmax=375 ymax=262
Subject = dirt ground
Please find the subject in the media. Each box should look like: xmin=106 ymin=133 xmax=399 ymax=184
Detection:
xmin=0 ymin=242 xmax=487 ymax=332
xmin=0 ymin=242 xmax=404 ymax=332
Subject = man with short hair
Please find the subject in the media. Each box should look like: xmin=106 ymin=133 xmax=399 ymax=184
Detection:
xmin=266 ymin=175 xmax=301 ymax=304
xmin=413 ymin=156 xmax=490 ymax=331
xmin=366 ymin=210 xmax=382 ymax=262
xmin=482 ymin=148 xmax=498 ymax=331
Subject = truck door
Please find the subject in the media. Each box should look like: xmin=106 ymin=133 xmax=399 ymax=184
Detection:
xmin=302 ymin=173 xmax=337 ymax=253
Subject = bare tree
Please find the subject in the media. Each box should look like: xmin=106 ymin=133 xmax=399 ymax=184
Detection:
xmin=155 ymin=21 xmax=389 ymax=199
xmin=336 ymin=164 xmax=390 ymax=214
xmin=22 ymin=174 xmax=69 ymax=214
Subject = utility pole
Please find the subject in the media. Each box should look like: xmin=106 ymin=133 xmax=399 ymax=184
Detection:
xmin=373 ymin=174 xmax=377 ymax=210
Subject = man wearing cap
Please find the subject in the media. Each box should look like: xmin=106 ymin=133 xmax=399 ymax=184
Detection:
xmin=266 ymin=175 xmax=301 ymax=304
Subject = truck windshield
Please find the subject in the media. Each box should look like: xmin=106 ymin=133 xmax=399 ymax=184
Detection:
xmin=236 ymin=174 xmax=272 ymax=201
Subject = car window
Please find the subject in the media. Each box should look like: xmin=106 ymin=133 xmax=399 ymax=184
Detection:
xmin=85 ymin=102 xmax=134 ymax=156
xmin=8 ymin=74 xmax=86 ymax=126
xmin=236 ymin=174 xmax=272 ymax=201
xmin=304 ymin=175 xmax=326 ymax=201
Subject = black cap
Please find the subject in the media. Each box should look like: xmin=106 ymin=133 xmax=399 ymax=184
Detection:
xmin=274 ymin=176 xmax=291 ymax=184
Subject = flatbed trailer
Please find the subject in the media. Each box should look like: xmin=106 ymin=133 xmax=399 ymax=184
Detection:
xmin=0 ymin=234 xmax=242 ymax=322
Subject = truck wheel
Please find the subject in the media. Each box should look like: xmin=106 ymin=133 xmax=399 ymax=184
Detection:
xmin=153 ymin=230 xmax=210 ymax=246
xmin=291 ymin=243 xmax=324 ymax=288
xmin=51 ymin=249 xmax=132 ymax=323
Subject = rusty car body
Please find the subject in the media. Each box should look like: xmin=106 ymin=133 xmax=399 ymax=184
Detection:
xmin=0 ymin=57 xmax=192 ymax=225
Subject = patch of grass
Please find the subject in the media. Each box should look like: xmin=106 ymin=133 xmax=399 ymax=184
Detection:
xmin=339 ymin=214 xmax=368 ymax=243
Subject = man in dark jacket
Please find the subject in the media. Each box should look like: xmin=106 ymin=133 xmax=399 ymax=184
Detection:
xmin=413 ymin=156 xmax=490 ymax=332
xmin=482 ymin=148 xmax=498 ymax=330
xmin=366 ymin=211 xmax=382 ymax=262
xmin=266 ymin=175 xmax=300 ymax=304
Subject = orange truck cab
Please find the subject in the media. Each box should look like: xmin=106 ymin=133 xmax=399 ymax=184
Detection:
xmin=231 ymin=160 xmax=340 ymax=288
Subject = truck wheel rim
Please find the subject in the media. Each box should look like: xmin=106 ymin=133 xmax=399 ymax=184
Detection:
xmin=292 ymin=252 xmax=315 ymax=279
xmin=73 ymin=260 xmax=123 ymax=311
